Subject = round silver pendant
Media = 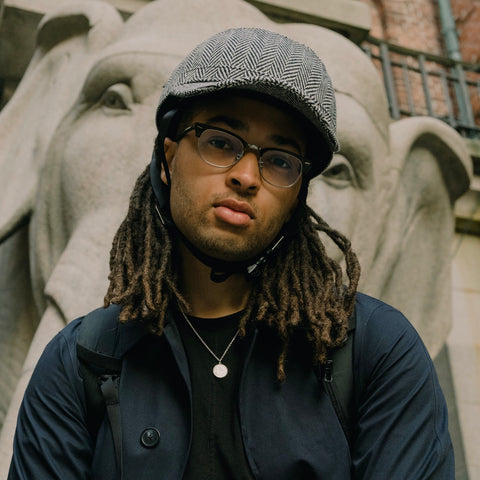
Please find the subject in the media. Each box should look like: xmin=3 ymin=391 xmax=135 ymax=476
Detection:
xmin=213 ymin=363 xmax=228 ymax=378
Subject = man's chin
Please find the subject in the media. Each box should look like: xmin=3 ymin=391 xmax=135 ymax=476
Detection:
xmin=184 ymin=228 xmax=275 ymax=264
xmin=200 ymin=240 xmax=265 ymax=264
xmin=204 ymin=248 xmax=261 ymax=264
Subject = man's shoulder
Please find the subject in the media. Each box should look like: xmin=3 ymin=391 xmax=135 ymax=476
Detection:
xmin=354 ymin=291 xmax=399 ymax=313
xmin=75 ymin=303 xmax=123 ymax=328
xmin=73 ymin=304 xmax=149 ymax=360
xmin=353 ymin=291 xmax=421 ymax=350
xmin=352 ymin=292 xmax=427 ymax=366
xmin=54 ymin=305 xmax=121 ymax=345
xmin=354 ymin=292 xmax=411 ymax=330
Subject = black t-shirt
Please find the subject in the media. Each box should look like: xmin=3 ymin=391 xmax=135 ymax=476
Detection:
xmin=175 ymin=310 xmax=255 ymax=480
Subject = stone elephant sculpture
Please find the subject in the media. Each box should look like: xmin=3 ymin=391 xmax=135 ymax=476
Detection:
xmin=0 ymin=0 xmax=471 ymax=471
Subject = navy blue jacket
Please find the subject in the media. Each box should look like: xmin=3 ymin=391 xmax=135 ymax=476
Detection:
xmin=8 ymin=293 xmax=454 ymax=479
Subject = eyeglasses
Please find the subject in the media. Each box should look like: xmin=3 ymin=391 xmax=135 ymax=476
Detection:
xmin=176 ymin=123 xmax=311 ymax=188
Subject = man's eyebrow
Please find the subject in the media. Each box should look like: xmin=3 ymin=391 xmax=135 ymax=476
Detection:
xmin=205 ymin=115 xmax=303 ymax=153
xmin=268 ymin=134 xmax=303 ymax=154
xmin=205 ymin=115 xmax=246 ymax=130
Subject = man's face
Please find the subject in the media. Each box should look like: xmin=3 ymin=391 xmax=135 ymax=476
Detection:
xmin=162 ymin=93 xmax=306 ymax=262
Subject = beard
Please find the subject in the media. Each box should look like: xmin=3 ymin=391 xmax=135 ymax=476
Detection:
xmin=170 ymin=191 xmax=287 ymax=264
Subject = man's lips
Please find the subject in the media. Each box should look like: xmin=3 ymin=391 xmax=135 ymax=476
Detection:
xmin=213 ymin=199 xmax=255 ymax=227
xmin=215 ymin=199 xmax=256 ymax=218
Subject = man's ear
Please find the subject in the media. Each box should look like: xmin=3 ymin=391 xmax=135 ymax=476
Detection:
xmin=161 ymin=137 xmax=178 ymax=185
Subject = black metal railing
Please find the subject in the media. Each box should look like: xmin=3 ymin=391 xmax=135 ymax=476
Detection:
xmin=362 ymin=36 xmax=480 ymax=139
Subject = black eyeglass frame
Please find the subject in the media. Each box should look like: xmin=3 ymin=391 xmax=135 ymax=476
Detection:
xmin=176 ymin=122 xmax=312 ymax=188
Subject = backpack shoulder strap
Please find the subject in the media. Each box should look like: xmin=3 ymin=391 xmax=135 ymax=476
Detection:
xmin=318 ymin=309 xmax=356 ymax=447
xmin=76 ymin=304 xmax=148 ymax=478
xmin=77 ymin=304 xmax=123 ymax=371
xmin=76 ymin=304 xmax=124 ymax=471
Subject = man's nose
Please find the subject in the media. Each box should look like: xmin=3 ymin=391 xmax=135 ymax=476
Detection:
xmin=225 ymin=151 xmax=261 ymax=193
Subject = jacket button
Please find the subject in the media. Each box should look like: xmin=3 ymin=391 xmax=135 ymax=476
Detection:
xmin=140 ymin=428 xmax=160 ymax=448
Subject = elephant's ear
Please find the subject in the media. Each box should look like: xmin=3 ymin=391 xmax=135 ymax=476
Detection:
xmin=0 ymin=1 xmax=123 ymax=243
xmin=367 ymin=116 xmax=472 ymax=357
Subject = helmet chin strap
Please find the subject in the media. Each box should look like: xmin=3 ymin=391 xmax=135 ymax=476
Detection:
xmin=154 ymin=205 xmax=286 ymax=283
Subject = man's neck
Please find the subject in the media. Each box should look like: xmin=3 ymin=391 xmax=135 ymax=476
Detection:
xmin=178 ymin=243 xmax=251 ymax=318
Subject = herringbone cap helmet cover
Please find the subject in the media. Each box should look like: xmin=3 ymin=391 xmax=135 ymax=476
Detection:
xmin=156 ymin=27 xmax=338 ymax=177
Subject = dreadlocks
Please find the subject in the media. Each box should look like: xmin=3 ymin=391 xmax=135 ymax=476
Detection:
xmin=105 ymin=165 xmax=361 ymax=381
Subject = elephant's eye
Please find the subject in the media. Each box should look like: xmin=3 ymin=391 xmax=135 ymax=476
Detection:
xmin=321 ymin=154 xmax=356 ymax=189
xmin=99 ymin=83 xmax=133 ymax=114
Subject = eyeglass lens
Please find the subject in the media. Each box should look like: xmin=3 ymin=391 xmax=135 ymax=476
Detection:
xmin=197 ymin=128 xmax=302 ymax=187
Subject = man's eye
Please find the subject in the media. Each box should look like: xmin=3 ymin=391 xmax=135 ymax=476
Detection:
xmin=207 ymin=136 xmax=235 ymax=151
xmin=321 ymin=155 xmax=356 ymax=188
xmin=99 ymin=84 xmax=133 ymax=113
xmin=266 ymin=155 xmax=293 ymax=170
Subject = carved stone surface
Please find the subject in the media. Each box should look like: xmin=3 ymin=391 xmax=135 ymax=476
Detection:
xmin=0 ymin=0 xmax=472 ymax=473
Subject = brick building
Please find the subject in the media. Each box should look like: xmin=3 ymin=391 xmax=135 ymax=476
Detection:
xmin=362 ymin=0 xmax=444 ymax=52
xmin=451 ymin=0 xmax=480 ymax=62
xmin=357 ymin=0 xmax=480 ymax=129
xmin=360 ymin=0 xmax=480 ymax=61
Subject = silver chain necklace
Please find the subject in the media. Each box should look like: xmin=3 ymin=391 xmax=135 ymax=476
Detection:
xmin=179 ymin=309 xmax=240 ymax=378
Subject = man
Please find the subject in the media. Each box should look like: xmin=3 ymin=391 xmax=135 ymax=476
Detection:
xmin=9 ymin=27 xmax=453 ymax=479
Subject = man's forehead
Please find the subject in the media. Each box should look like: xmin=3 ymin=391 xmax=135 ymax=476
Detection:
xmin=188 ymin=93 xmax=308 ymax=150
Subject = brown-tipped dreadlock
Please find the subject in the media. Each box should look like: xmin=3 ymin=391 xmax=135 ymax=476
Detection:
xmin=104 ymin=166 xmax=188 ymax=334
xmin=240 ymin=205 xmax=360 ymax=380
xmin=105 ymin=165 xmax=361 ymax=380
